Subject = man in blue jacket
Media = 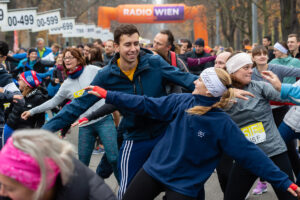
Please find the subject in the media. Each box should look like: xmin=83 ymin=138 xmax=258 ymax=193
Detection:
xmin=43 ymin=24 xmax=198 ymax=199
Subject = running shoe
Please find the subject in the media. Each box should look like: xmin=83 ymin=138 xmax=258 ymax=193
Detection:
xmin=252 ymin=180 xmax=267 ymax=195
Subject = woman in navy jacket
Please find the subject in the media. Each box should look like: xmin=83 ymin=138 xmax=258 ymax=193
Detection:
xmin=85 ymin=67 xmax=300 ymax=200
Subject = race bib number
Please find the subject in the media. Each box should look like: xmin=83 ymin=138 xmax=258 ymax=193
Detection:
xmin=241 ymin=122 xmax=266 ymax=144
xmin=73 ymin=89 xmax=84 ymax=98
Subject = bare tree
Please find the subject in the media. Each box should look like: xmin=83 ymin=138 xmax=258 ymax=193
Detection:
xmin=280 ymin=0 xmax=299 ymax=41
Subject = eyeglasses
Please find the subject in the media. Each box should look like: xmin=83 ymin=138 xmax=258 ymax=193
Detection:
xmin=63 ymin=57 xmax=75 ymax=61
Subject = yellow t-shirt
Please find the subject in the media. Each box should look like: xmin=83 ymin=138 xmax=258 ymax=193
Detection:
xmin=117 ymin=59 xmax=137 ymax=81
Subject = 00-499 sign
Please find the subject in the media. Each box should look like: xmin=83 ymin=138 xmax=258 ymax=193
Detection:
xmin=8 ymin=14 xmax=34 ymax=26
xmin=2 ymin=9 xmax=37 ymax=31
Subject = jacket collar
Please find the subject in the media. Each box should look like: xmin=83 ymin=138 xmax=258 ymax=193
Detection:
xmin=193 ymin=94 xmax=220 ymax=107
xmin=109 ymin=48 xmax=153 ymax=79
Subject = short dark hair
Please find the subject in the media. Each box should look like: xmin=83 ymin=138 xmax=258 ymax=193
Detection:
xmin=114 ymin=24 xmax=140 ymax=45
xmin=77 ymin=44 xmax=84 ymax=49
xmin=159 ymin=29 xmax=174 ymax=46
xmin=0 ymin=41 xmax=9 ymax=56
xmin=263 ymin=35 xmax=272 ymax=42
xmin=84 ymin=43 xmax=94 ymax=48
xmin=180 ymin=39 xmax=192 ymax=49
xmin=243 ymin=38 xmax=250 ymax=45
xmin=93 ymin=39 xmax=103 ymax=45
xmin=288 ymin=34 xmax=298 ymax=42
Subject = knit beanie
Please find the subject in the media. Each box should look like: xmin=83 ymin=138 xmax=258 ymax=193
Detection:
xmin=20 ymin=70 xmax=42 ymax=88
xmin=28 ymin=48 xmax=38 ymax=56
xmin=194 ymin=38 xmax=205 ymax=47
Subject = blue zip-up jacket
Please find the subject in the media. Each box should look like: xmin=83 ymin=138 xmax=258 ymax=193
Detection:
xmin=281 ymin=83 xmax=300 ymax=104
xmin=106 ymin=91 xmax=293 ymax=198
xmin=43 ymin=49 xmax=198 ymax=140
xmin=37 ymin=47 xmax=52 ymax=58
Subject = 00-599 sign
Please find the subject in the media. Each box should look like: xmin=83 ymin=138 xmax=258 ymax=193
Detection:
xmin=32 ymin=10 xmax=61 ymax=32
xmin=2 ymin=9 xmax=36 ymax=31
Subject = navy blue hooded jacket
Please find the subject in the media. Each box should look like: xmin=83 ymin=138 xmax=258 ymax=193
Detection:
xmin=43 ymin=49 xmax=198 ymax=140
xmin=105 ymin=91 xmax=293 ymax=198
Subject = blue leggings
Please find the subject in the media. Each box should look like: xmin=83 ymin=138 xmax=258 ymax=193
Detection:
xmin=78 ymin=115 xmax=119 ymax=180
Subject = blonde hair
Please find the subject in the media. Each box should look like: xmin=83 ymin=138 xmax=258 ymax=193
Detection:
xmin=187 ymin=68 xmax=234 ymax=115
xmin=11 ymin=129 xmax=75 ymax=200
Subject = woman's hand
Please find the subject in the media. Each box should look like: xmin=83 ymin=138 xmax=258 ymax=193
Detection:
xmin=21 ymin=111 xmax=31 ymax=120
xmin=12 ymin=95 xmax=23 ymax=103
xmin=233 ymin=88 xmax=255 ymax=100
xmin=71 ymin=117 xmax=89 ymax=127
xmin=261 ymin=71 xmax=282 ymax=91
xmin=287 ymin=183 xmax=300 ymax=199
xmin=84 ymin=86 xmax=107 ymax=98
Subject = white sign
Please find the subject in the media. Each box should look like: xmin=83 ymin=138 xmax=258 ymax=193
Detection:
xmin=2 ymin=8 xmax=37 ymax=31
xmin=32 ymin=9 xmax=61 ymax=32
xmin=93 ymin=27 xmax=102 ymax=39
xmin=0 ymin=3 xmax=8 ymax=27
xmin=68 ymin=24 xmax=85 ymax=38
xmin=84 ymin=24 xmax=96 ymax=39
xmin=100 ymin=29 xmax=113 ymax=41
xmin=49 ymin=18 xmax=74 ymax=35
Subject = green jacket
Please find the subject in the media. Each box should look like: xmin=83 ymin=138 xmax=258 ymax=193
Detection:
xmin=269 ymin=56 xmax=300 ymax=83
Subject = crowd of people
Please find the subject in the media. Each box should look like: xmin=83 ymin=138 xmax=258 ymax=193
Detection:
xmin=0 ymin=24 xmax=300 ymax=200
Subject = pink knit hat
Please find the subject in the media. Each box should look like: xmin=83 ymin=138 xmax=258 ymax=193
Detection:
xmin=0 ymin=137 xmax=60 ymax=191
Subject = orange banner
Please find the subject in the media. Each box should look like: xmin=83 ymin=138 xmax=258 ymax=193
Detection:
xmin=98 ymin=4 xmax=208 ymax=43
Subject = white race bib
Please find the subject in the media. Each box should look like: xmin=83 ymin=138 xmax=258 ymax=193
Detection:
xmin=241 ymin=122 xmax=266 ymax=144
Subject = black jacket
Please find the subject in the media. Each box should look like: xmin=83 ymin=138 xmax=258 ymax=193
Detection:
xmin=0 ymin=65 xmax=23 ymax=125
xmin=55 ymin=159 xmax=116 ymax=200
xmin=184 ymin=50 xmax=214 ymax=75
xmin=6 ymin=88 xmax=47 ymax=130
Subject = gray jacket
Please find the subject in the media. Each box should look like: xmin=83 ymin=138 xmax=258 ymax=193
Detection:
xmin=226 ymin=81 xmax=287 ymax=157
xmin=29 ymin=65 xmax=105 ymax=127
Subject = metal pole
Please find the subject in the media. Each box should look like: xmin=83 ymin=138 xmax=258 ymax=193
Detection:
xmin=64 ymin=0 xmax=69 ymax=47
xmin=88 ymin=0 xmax=92 ymax=43
xmin=216 ymin=7 xmax=220 ymax=46
xmin=252 ymin=0 xmax=258 ymax=43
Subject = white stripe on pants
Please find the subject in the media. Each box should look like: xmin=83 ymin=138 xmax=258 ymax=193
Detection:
xmin=118 ymin=140 xmax=133 ymax=200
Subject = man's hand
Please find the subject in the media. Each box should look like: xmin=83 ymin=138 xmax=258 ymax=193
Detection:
xmin=0 ymin=87 xmax=4 ymax=93
xmin=84 ymin=86 xmax=107 ymax=98
xmin=233 ymin=88 xmax=255 ymax=100
xmin=261 ymin=71 xmax=282 ymax=92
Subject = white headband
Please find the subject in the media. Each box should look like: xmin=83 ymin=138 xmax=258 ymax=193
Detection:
xmin=274 ymin=42 xmax=288 ymax=54
xmin=226 ymin=52 xmax=253 ymax=74
xmin=200 ymin=67 xmax=227 ymax=97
